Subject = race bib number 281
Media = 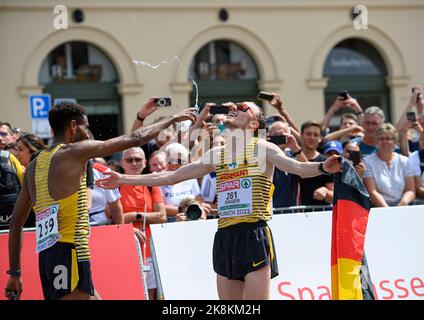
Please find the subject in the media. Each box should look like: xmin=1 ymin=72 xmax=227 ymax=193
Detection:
xmin=35 ymin=204 xmax=61 ymax=253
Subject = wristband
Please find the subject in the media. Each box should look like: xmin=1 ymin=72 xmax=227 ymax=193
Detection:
xmin=136 ymin=112 xmax=145 ymax=122
xmin=6 ymin=270 xmax=21 ymax=277
xmin=318 ymin=162 xmax=331 ymax=175
xmin=292 ymin=149 xmax=302 ymax=156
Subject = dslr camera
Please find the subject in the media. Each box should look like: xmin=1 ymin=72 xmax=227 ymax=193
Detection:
xmin=185 ymin=204 xmax=202 ymax=221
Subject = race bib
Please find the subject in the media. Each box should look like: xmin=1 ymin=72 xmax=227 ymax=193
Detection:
xmin=35 ymin=204 xmax=61 ymax=253
xmin=218 ymin=177 xmax=252 ymax=218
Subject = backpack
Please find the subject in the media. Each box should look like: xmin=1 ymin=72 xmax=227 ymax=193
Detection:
xmin=0 ymin=151 xmax=21 ymax=226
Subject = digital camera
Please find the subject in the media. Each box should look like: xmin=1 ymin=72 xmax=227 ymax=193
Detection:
xmin=185 ymin=204 xmax=202 ymax=221
xmin=153 ymin=97 xmax=172 ymax=107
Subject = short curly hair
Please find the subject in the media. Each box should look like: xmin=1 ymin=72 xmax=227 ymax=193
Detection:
xmin=48 ymin=102 xmax=87 ymax=135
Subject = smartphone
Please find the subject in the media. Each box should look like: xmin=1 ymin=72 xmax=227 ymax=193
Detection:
xmin=257 ymin=91 xmax=274 ymax=101
xmin=269 ymin=135 xmax=287 ymax=145
xmin=406 ymin=112 xmax=417 ymax=122
xmin=153 ymin=97 xmax=172 ymax=107
xmin=350 ymin=150 xmax=361 ymax=166
xmin=209 ymin=105 xmax=230 ymax=115
xmin=338 ymin=90 xmax=349 ymax=100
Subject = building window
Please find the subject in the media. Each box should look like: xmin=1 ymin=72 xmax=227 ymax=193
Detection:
xmin=190 ymin=40 xmax=258 ymax=81
xmin=324 ymin=39 xmax=387 ymax=76
xmin=38 ymin=42 xmax=118 ymax=84
xmin=323 ymin=38 xmax=390 ymax=126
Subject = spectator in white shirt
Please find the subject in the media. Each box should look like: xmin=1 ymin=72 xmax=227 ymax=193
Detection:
xmin=161 ymin=143 xmax=211 ymax=219
xmin=363 ymin=123 xmax=416 ymax=207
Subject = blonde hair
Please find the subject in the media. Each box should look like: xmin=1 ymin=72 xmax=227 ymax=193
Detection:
xmin=376 ymin=123 xmax=398 ymax=143
xmin=178 ymin=197 xmax=198 ymax=213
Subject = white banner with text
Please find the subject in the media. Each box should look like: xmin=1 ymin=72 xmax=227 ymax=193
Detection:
xmin=150 ymin=205 xmax=424 ymax=300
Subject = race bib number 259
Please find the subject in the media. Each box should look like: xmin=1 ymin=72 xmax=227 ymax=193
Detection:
xmin=35 ymin=204 xmax=61 ymax=253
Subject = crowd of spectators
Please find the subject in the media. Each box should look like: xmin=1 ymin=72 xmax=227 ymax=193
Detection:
xmin=1 ymin=87 xmax=424 ymax=297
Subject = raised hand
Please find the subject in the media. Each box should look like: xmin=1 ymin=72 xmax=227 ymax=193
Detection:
xmin=5 ymin=277 xmax=22 ymax=300
xmin=269 ymin=93 xmax=284 ymax=112
xmin=138 ymin=97 xmax=158 ymax=120
xmin=173 ymin=108 xmax=198 ymax=125
xmin=323 ymin=155 xmax=343 ymax=174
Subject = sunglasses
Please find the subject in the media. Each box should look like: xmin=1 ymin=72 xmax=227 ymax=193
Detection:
xmin=236 ymin=103 xmax=257 ymax=122
xmin=124 ymin=157 xmax=144 ymax=163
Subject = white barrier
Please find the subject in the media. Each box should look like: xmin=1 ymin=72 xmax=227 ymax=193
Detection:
xmin=150 ymin=205 xmax=424 ymax=300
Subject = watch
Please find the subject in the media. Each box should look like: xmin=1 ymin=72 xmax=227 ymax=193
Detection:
xmin=6 ymin=269 xmax=21 ymax=277
xmin=136 ymin=213 xmax=142 ymax=220
xmin=318 ymin=162 xmax=331 ymax=175
xmin=292 ymin=148 xmax=302 ymax=156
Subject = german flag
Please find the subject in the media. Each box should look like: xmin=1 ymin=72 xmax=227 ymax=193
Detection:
xmin=331 ymin=159 xmax=375 ymax=300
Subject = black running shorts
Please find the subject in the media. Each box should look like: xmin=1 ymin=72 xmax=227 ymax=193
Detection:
xmin=213 ymin=220 xmax=279 ymax=281
xmin=38 ymin=242 xmax=94 ymax=300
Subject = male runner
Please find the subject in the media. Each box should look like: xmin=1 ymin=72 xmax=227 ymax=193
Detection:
xmin=96 ymin=102 xmax=342 ymax=300
xmin=5 ymin=102 xmax=196 ymax=300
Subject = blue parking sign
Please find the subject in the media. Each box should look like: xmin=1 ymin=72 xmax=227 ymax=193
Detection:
xmin=29 ymin=94 xmax=51 ymax=119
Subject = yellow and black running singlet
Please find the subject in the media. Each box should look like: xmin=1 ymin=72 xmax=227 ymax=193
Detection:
xmin=216 ymin=138 xmax=274 ymax=229
xmin=33 ymin=144 xmax=90 ymax=261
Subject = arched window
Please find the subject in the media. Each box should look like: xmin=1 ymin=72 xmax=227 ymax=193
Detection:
xmin=39 ymin=42 xmax=122 ymax=141
xmin=324 ymin=38 xmax=390 ymax=127
xmin=189 ymin=40 xmax=260 ymax=107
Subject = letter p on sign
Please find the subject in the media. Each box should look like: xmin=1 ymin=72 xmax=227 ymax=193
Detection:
xmin=30 ymin=94 xmax=51 ymax=119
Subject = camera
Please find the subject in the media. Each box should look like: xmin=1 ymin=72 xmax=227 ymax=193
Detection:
xmin=257 ymin=91 xmax=274 ymax=101
xmin=269 ymin=135 xmax=287 ymax=145
xmin=209 ymin=105 xmax=230 ymax=115
xmin=338 ymin=90 xmax=349 ymax=100
xmin=406 ymin=111 xmax=417 ymax=122
xmin=153 ymin=97 xmax=172 ymax=107
xmin=185 ymin=204 xmax=202 ymax=221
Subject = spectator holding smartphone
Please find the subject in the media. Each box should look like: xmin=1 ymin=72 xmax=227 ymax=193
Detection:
xmin=268 ymin=121 xmax=307 ymax=209
xmin=323 ymin=113 xmax=364 ymax=143
xmin=342 ymin=141 xmax=366 ymax=180
xmin=261 ymin=92 xmax=302 ymax=144
xmin=397 ymin=86 xmax=424 ymax=155
xmin=321 ymin=92 xmax=364 ymax=135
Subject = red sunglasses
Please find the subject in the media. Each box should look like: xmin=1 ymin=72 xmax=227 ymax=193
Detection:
xmin=236 ymin=103 xmax=257 ymax=122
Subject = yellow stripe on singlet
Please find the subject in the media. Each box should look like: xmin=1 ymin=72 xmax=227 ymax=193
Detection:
xmin=33 ymin=144 xmax=90 ymax=261
xmin=216 ymin=138 xmax=275 ymax=229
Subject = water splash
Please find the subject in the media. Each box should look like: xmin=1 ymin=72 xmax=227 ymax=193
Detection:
xmin=132 ymin=56 xmax=199 ymax=111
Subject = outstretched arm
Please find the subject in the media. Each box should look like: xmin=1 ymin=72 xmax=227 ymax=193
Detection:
xmin=264 ymin=140 xmax=342 ymax=178
xmin=69 ymin=109 xmax=197 ymax=162
xmin=97 ymin=158 xmax=215 ymax=189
